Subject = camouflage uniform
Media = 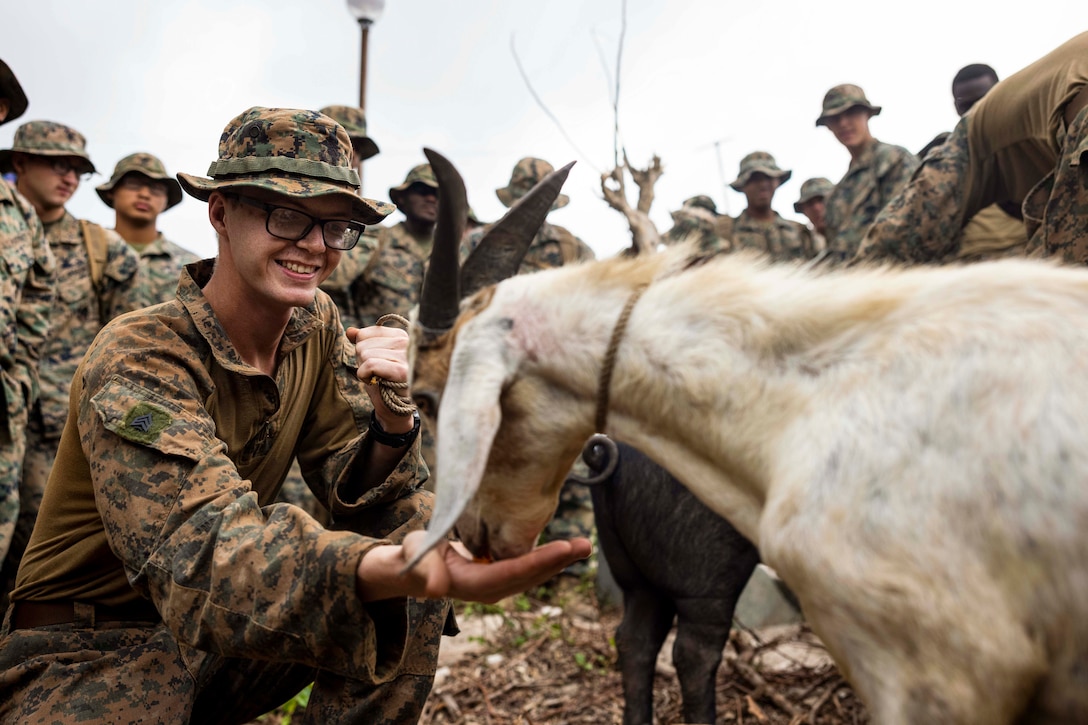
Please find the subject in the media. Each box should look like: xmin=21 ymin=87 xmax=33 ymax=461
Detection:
xmin=0 ymin=122 xmax=141 ymax=603
xmin=0 ymin=63 xmax=54 ymax=596
xmin=663 ymin=195 xmax=732 ymax=255
xmin=856 ymin=32 xmax=1088 ymax=265
xmin=823 ymin=139 xmax=918 ymax=261
xmin=0 ymin=107 xmax=449 ymax=724
xmin=96 ymin=152 xmax=200 ymax=309
xmin=794 ymin=177 xmax=835 ymax=255
xmin=729 ymin=151 xmax=817 ymax=262
xmin=319 ymin=105 xmax=380 ymax=164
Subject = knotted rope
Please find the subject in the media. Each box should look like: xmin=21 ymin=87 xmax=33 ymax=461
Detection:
xmin=368 ymin=313 xmax=416 ymax=417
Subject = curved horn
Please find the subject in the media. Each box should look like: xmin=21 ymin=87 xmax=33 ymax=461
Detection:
xmin=460 ymin=160 xmax=575 ymax=298
xmin=418 ymin=147 xmax=468 ymax=333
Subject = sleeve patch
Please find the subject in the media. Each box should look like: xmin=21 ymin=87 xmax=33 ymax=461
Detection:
xmin=122 ymin=401 xmax=173 ymax=443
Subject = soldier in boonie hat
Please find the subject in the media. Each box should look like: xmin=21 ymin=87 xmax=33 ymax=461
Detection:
xmin=729 ymin=151 xmax=792 ymax=192
xmin=388 ymin=163 xmax=438 ymax=207
xmin=497 ymin=157 xmax=569 ymax=209
xmin=815 ymin=84 xmax=882 ymax=127
xmin=97 ymin=152 xmax=183 ymax=210
xmin=319 ymin=105 xmax=380 ymax=163
xmin=176 ymin=106 xmax=392 ymax=224
xmin=0 ymin=58 xmax=29 ymax=127
xmin=0 ymin=120 xmax=96 ymax=175
xmin=793 ymin=177 xmax=835 ymax=214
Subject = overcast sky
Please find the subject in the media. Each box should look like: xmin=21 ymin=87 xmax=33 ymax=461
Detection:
xmin=3 ymin=1 xmax=1085 ymax=259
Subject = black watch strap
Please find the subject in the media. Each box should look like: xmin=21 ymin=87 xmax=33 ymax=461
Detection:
xmin=368 ymin=410 xmax=420 ymax=448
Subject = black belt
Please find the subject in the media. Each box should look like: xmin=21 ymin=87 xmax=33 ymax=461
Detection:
xmin=11 ymin=599 xmax=161 ymax=629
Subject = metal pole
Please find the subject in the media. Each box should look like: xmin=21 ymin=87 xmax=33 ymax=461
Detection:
xmin=357 ymin=19 xmax=371 ymax=192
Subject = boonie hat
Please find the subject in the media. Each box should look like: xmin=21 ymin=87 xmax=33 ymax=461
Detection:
xmin=388 ymin=163 xmax=438 ymax=206
xmin=730 ymin=151 xmax=791 ymax=192
xmin=176 ymin=107 xmax=392 ymax=225
xmin=0 ymin=120 xmax=95 ymax=174
xmin=319 ymin=105 xmax=380 ymax=162
xmin=793 ymin=177 xmax=835 ymax=213
xmin=0 ymin=58 xmax=28 ymax=126
xmin=97 ymin=152 xmax=183 ymax=210
xmin=496 ymin=157 xmax=569 ymax=209
xmin=816 ymin=84 xmax=882 ymax=127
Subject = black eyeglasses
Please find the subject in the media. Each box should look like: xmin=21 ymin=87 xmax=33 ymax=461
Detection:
xmin=118 ymin=175 xmax=169 ymax=198
xmin=38 ymin=157 xmax=93 ymax=180
xmin=229 ymin=195 xmax=365 ymax=250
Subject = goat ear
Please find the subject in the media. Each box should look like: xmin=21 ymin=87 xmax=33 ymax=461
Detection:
xmin=403 ymin=315 xmax=518 ymax=570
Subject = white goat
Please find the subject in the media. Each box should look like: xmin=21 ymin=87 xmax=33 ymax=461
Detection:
xmin=411 ymin=246 xmax=1088 ymax=724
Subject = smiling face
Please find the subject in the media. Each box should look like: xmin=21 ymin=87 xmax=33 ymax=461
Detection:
xmin=208 ymin=188 xmax=345 ymax=314
xmin=826 ymin=106 xmax=874 ymax=153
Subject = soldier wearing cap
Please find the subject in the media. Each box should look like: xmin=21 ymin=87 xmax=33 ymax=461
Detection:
xmin=857 ymin=33 xmax=1088 ymax=265
xmin=0 ymin=106 xmax=588 ymax=723
xmin=0 ymin=60 xmax=54 ymax=610
xmin=816 ymin=84 xmax=918 ymax=262
xmin=794 ymin=177 xmax=834 ymax=253
xmin=0 ymin=120 xmax=140 ymax=603
xmin=97 ymin=152 xmax=199 ymax=309
xmin=663 ymin=194 xmax=732 ymax=255
xmin=728 ymin=151 xmax=816 ymax=262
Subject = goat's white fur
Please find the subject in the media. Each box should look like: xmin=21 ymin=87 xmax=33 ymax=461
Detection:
xmin=417 ymin=246 xmax=1088 ymax=723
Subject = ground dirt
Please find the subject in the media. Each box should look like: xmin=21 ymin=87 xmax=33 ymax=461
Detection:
xmin=262 ymin=578 xmax=871 ymax=724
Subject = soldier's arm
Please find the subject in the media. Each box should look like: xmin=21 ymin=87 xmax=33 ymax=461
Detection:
xmin=12 ymin=199 xmax=54 ymax=406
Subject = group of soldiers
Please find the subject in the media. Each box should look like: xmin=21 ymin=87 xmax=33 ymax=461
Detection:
xmin=0 ymin=27 xmax=1086 ymax=724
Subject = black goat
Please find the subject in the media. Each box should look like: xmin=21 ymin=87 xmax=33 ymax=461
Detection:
xmin=573 ymin=436 xmax=761 ymax=725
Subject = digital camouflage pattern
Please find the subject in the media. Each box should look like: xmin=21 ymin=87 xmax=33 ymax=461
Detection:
xmin=794 ymin=177 xmax=835 ymax=213
xmin=663 ymin=196 xmax=732 ymax=255
xmin=0 ymin=263 xmax=450 ymax=723
xmin=319 ymin=105 xmax=380 ymax=162
xmin=823 ymin=139 xmax=919 ymax=262
xmin=496 ymin=157 xmax=570 ymax=209
xmin=9 ymin=212 xmax=140 ymax=594
xmin=730 ymin=151 xmax=792 ymax=191
xmin=815 ymin=83 xmax=882 ymax=127
xmin=96 ymin=151 xmax=184 ymax=210
xmin=1031 ymin=106 xmax=1088 ymax=264
xmin=127 ymin=234 xmax=201 ymax=310
xmin=0 ymin=120 xmax=95 ymax=174
xmin=176 ymin=107 xmax=394 ymax=225
xmin=388 ymin=163 xmax=438 ymax=201
xmin=0 ymin=180 xmax=54 ymax=604
xmin=731 ymin=209 xmax=818 ymax=262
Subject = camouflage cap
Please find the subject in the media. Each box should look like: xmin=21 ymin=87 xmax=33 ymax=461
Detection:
xmin=682 ymin=195 xmax=718 ymax=215
xmin=496 ymin=157 xmax=569 ymax=209
xmin=793 ymin=177 xmax=835 ymax=213
xmin=176 ymin=107 xmax=393 ymax=225
xmin=388 ymin=163 xmax=438 ymax=205
xmin=319 ymin=105 xmax=379 ymax=162
xmin=816 ymin=84 xmax=882 ymax=127
xmin=96 ymin=152 xmax=183 ymax=210
xmin=467 ymin=206 xmax=486 ymax=226
xmin=730 ymin=151 xmax=791 ymax=192
xmin=0 ymin=58 xmax=29 ymax=126
xmin=0 ymin=120 xmax=95 ymax=174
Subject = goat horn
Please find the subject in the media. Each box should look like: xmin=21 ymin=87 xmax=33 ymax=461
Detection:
xmin=418 ymin=147 xmax=468 ymax=333
xmin=460 ymin=160 xmax=576 ymax=299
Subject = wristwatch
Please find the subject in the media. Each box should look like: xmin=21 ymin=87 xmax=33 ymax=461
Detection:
xmin=368 ymin=409 xmax=420 ymax=448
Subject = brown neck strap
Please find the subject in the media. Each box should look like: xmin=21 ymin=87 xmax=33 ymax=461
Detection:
xmin=595 ymin=285 xmax=648 ymax=433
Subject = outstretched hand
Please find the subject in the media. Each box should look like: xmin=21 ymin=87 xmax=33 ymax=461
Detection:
xmin=357 ymin=530 xmax=592 ymax=604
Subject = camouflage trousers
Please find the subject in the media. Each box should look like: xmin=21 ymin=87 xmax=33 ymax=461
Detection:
xmin=0 ymin=413 xmax=55 ymax=610
xmin=0 ymin=408 xmax=28 ymax=604
xmin=0 ymin=486 xmax=453 ymax=724
xmin=1025 ymin=104 xmax=1088 ymax=264
xmin=0 ymin=611 xmax=441 ymax=724
xmin=857 ymin=106 xmax=1088 ymax=265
